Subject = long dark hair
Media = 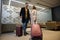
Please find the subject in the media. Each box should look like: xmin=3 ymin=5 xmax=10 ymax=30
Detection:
xmin=33 ymin=6 xmax=36 ymax=9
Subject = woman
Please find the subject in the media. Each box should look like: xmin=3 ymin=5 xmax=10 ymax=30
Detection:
xmin=30 ymin=6 xmax=42 ymax=40
xmin=30 ymin=6 xmax=37 ymax=24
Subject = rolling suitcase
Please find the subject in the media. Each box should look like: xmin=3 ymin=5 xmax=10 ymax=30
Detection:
xmin=31 ymin=23 xmax=42 ymax=40
xmin=16 ymin=25 xmax=22 ymax=37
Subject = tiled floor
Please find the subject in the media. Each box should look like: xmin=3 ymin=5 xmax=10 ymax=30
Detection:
xmin=0 ymin=28 xmax=60 ymax=40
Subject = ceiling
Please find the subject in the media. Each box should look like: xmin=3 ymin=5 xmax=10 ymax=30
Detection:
xmin=3 ymin=0 xmax=60 ymax=8
xmin=20 ymin=0 xmax=60 ymax=7
xmin=3 ymin=0 xmax=48 ymax=11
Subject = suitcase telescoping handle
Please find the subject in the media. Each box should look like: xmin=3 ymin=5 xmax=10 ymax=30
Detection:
xmin=16 ymin=18 xmax=22 ymax=27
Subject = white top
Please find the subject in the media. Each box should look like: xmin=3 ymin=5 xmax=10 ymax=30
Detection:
xmin=30 ymin=9 xmax=37 ymax=24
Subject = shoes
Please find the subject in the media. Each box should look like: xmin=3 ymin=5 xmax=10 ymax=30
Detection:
xmin=26 ymin=32 xmax=28 ymax=34
xmin=24 ymin=32 xmax=28 ymax=36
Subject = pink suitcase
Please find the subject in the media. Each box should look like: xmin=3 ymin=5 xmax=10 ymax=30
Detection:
xmin=31 ymin=23 xmax=42 ymax=40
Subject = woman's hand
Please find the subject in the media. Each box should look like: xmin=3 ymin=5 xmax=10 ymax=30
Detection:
xmin=20 ymin=16 xmax=22 ymax=18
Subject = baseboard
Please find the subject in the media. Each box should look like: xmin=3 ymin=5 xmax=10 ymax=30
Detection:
xmin=1 ymin=24 xmax=16 ymax=33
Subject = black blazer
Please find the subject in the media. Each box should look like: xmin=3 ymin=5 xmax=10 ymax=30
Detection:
xmin=20 ymin=7 xmax=30 ymax=23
